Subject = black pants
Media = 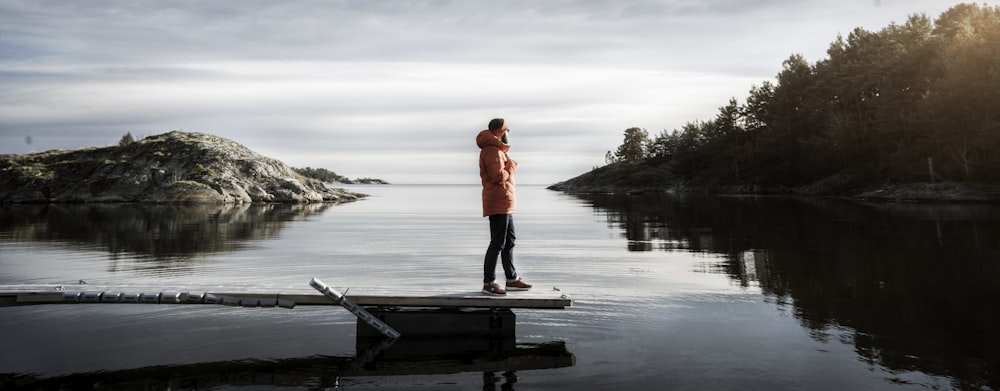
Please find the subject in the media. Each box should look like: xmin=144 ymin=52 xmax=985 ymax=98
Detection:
xmin=484 ymin=214 xmax=517 ymax=284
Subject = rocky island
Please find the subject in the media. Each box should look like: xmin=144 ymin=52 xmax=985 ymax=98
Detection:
xmin=0 ymin=131 xmax=364 ymax=204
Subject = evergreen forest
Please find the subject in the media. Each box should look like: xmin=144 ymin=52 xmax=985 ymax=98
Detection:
xmin=599 ymin=3 xmax=999 ymax=194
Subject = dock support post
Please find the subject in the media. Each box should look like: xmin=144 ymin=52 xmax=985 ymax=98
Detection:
xmin=357 ymin=308 xmax=515 ymax=338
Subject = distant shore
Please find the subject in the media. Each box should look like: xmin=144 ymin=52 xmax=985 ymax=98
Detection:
xmin=548 ymin=175 xmax=1000 ymax=203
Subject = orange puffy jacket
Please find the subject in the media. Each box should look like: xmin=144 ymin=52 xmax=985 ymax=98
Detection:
xmin=477 ymin=129 xmax=517 ymax=217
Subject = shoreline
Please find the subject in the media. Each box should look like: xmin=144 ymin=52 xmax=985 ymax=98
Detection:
xmin=547 ymin=182 xmax=1000 ymax=204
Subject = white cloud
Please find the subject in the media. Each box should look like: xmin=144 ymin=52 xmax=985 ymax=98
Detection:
xmin=0 ymin=0 xmax=961 ymax=183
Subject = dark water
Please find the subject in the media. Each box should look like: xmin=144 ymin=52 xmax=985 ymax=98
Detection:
xmin=2 ymin=185 xmax=999 ymax=390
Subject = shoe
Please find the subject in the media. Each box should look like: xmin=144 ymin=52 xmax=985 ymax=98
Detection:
xmin=482 ymin=283 xmax=507 ymax=296
xmin=506 ymin=278 xmax=532 ymax=291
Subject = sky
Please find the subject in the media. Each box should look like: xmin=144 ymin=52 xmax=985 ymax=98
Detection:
xmin=0 ymin=0 xmax=964 ymax=184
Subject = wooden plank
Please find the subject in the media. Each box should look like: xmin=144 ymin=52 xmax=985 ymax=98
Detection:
xmin=11 ymin=292 xmax=64 ymax=303
xmin=0 ymin=285 xmax=573 ymax=309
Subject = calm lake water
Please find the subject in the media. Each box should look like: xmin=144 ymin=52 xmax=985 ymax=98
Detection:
xmin=2 ymin=184 xmax=1000 ymax=390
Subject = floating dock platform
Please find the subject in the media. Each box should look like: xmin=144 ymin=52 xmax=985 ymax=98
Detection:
xmin=0 ymin=283 xmax=573 ymax=338
xmin=0 ymin=283 xmax=572 ymax=309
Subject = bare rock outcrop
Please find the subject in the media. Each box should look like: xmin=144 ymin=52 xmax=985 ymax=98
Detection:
xmin=0 ymin=131 xmax=364 ymax=204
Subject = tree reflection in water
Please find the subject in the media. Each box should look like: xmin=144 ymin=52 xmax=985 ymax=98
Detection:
xmin=577 ymin=192 xmax=1000 ymax=390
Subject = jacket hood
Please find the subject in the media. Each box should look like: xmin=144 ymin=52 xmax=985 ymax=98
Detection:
xmin=476 ymin=129 xmax=509 ymax=151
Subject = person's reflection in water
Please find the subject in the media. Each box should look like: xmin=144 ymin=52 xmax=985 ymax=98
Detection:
xmin=483 ymin=371 xmax=518 ymax=390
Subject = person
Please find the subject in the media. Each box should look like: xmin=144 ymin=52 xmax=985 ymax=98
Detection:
xmin=476 ymin=118 xmax=532 ymax=296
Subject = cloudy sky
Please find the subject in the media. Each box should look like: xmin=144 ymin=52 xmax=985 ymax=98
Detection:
xmin=0 ymin=0 xmax=960 ymax=184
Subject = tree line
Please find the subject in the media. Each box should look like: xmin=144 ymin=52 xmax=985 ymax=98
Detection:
xmin=608 ymin=3 xmax=999 ymax=191
xmin=293 ymin=166 xmax=349 ymax=183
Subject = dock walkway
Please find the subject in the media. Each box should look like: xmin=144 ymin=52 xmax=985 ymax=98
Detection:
xmin=0 ymin=283 xmax=573 ymax=310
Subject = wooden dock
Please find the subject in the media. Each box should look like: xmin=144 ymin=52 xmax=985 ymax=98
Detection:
xmin=0 ymin=283 xmax=573 ymax=310
xmin=1 ymin=282 xmax=577 ymax=382
xmin=0 ymin=282 xmax=572 ymax=338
